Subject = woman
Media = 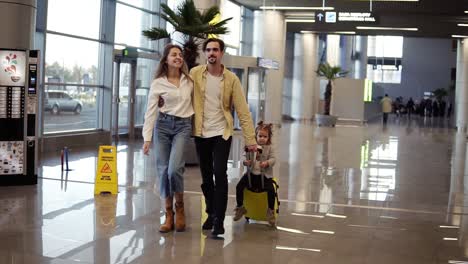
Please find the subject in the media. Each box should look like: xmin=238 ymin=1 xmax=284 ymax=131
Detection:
xmin=142 ymin=44 xmax=193 ymax=233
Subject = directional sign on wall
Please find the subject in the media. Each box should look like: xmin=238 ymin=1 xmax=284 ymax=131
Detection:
xmin=315 ymin=11 xmax=378 ymax=24
xmin=338 ymin=12 xmax=377 ymax=22
xmin=325 ymin=12 xmax=337 ymax=23
xmin=316 ymin=12 xmax=325 ymax=23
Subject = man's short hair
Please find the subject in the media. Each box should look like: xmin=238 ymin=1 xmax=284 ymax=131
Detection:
xmin=385 ymin=94 xmax=388 ymax=96
xmin=203 ymin=38 xmax=225 ymax=52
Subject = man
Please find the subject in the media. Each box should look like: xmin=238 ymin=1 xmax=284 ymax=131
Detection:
xmin=190 ymin=38 xmax=257 ymax=236
xmin=381 ymin=94 xmax=392 ymax=125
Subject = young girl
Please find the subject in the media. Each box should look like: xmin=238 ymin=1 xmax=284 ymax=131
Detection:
xmin=233 ymin=121 xmax=277 ymax=226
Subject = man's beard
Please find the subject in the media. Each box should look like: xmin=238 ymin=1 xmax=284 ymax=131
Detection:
xmin=208 ymin=57 xmax=217 ymax=64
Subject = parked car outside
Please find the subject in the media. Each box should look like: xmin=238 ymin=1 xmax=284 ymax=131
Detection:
xmin=44 ymin=90 xmax=83 ymax=115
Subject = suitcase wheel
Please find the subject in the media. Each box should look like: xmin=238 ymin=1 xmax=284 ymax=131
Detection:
xmin=245 ymin=217 xmax=250 ymax=223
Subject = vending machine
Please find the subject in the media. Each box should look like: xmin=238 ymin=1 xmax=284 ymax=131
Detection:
xmin=0 ymin=49 xmax=38 ymax=185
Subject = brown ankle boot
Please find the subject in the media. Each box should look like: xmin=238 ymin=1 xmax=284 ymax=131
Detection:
xmin=174 ymin=192 xmax=186 ymax=232
xmin=159 ymin=197 xmax=174 ymax=233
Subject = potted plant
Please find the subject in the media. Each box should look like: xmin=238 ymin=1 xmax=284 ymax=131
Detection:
xmin=315 ymin=62 xmax=348 ymax=127
xmin=142 ymin=0 xmax=232 ymax=69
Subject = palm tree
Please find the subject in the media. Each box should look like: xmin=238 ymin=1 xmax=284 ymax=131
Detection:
xmin=142 ymin=0 xmax=232 ymax=69
xmin=316 ymin=62 xmax=348 ymax=115
xmin=432 ymin=88 xmax=448 ymax=101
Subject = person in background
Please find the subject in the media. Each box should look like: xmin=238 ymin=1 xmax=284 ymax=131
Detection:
xmin=381 ymin=94 xmax=393 ymax=125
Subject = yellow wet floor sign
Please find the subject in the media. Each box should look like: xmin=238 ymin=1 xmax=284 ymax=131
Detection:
xmin=95 ymin=146 xmax=118 ymax=195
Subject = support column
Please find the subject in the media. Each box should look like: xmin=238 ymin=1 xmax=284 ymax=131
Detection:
xmin=326 ymin=34 xmax=341 ymax=67
xmin=253 ymin=10 xmax=286 ymax=124
xmin=340 ymin=35 xmax=354 ymax=76
xmin=0 ymin=0 xmax=36 ymax=49
xmin=355 ymin=36 xmax=368 ymax=79
xmin=291 ymin=33 xmax=319 ymax=120
xmin=456 ymin=39 xmax=468 ymax=132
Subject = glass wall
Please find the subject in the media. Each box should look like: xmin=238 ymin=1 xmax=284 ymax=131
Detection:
xmin=44 ymin=0 xmax=102 ymax=133
xmin=135 ymin=58 xmax=157 ymax=126
xmin=367 ymin=36 xmax=404 ymax=84
xmin=115 ymin=3 xmax=159 ymax=49
xmin=42 ymin=0 xmax=162 ymax=134
xmin=220 ymin=0 xmax=241 ymax=54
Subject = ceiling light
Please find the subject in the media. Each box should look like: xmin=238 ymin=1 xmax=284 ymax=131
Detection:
xmin=260 ymin=6 xmax=334 ymax=10
xmin=299 ymin=31 xmax=356 ymax=35
xmin=440 ymin=225 xmax=460 ymax=229
xmin=285 ymin=19 xmax=315 ymax=23
xmin=452 ymin=35 xmax=468 ymax=38
xmin=331 ymin=31 xmax=356 ymax=35
xmin=458 ymin=24 xmax=468 ymax=27
xmin=357 ymin=26 xmax=418 ymax=31
xmin=443 ymin=237 xmax=458 ymax=241
xmin=465 ymin=11 xmax=468 ymax=13
xmin=284 ymin=12 xmax=315 ymax=17
xmin=448 ymin=260 xmax=468 ymax=264
xmin=364 ymin=0 xmax=419 ymax=1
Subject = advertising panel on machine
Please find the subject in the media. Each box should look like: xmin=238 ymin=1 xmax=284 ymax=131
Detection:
xmin=0 ymin=50 xmax=27 ymax=87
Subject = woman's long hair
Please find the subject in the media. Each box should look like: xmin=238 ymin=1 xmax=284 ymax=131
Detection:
xmin=154 ymin=44 xmax=191 ymax=80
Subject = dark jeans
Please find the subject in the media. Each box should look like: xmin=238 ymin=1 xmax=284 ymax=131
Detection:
xmin=236 ymin=173 xmax=275 ymax=210
xmin=195 ymin=136 xmax=232 ymax=222
xmin=383 ymin=113 xmax=389 ymax=124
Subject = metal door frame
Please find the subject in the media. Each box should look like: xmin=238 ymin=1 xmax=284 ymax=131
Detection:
xmin=112 ymin=56 xmax=137 ymax=140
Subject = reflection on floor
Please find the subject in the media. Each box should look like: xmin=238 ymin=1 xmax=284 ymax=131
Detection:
xmin=1 ymin=116 xmax=467 ymax=264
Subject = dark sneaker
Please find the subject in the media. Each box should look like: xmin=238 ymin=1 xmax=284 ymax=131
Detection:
xmin=266 ymin=209 xmax=276 ymax=227
xmin=233 ymin=206 xmax=247 ymax=221
xmin=211 ymin=219 xmax=225 ymax=236
xmin=202 ymin=215 xmax=214 ymax=230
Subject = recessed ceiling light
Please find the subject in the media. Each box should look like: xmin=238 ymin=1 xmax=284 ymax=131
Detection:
xmin=452 ymin=35 xmax=468 ymax=38
xmin=458 ymin=24 xmax=468 ymax=27
xmin=285 ymin=19 xmax=315 ymax=23
xmin=284 ymin=12 xmax=315 ymax=17
xmin=331 ymin=31 xmax=356 ymax=35
xmin=364 ymin=0 xmax=419 ymax=1
xmin=356 ymin=26 xmax=418 ymax=31
xmin=443 ymin=237 xmax=458 ymax=241
xmin=299 ymin=31 xmax=356 ymax=35
xmin=465 ymin=11 xmax=468 ymax=13
xmin=260 ymin=6 xmax=334 ymax=10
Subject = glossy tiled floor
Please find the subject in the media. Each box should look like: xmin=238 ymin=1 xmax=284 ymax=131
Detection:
xmin=1 ymin=116 xmax=467 ymax=264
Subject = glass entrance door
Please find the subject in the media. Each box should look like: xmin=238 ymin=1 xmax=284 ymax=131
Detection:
xmin=112 ymin=59 xmax=137 ymax=139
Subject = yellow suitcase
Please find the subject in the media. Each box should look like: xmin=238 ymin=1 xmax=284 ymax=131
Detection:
xmin=243 ymin=177 xmax=279 ymax=222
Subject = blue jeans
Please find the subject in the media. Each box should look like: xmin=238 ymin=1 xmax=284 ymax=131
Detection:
xmin=154 ymin=113 xmax=192 ymax=198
